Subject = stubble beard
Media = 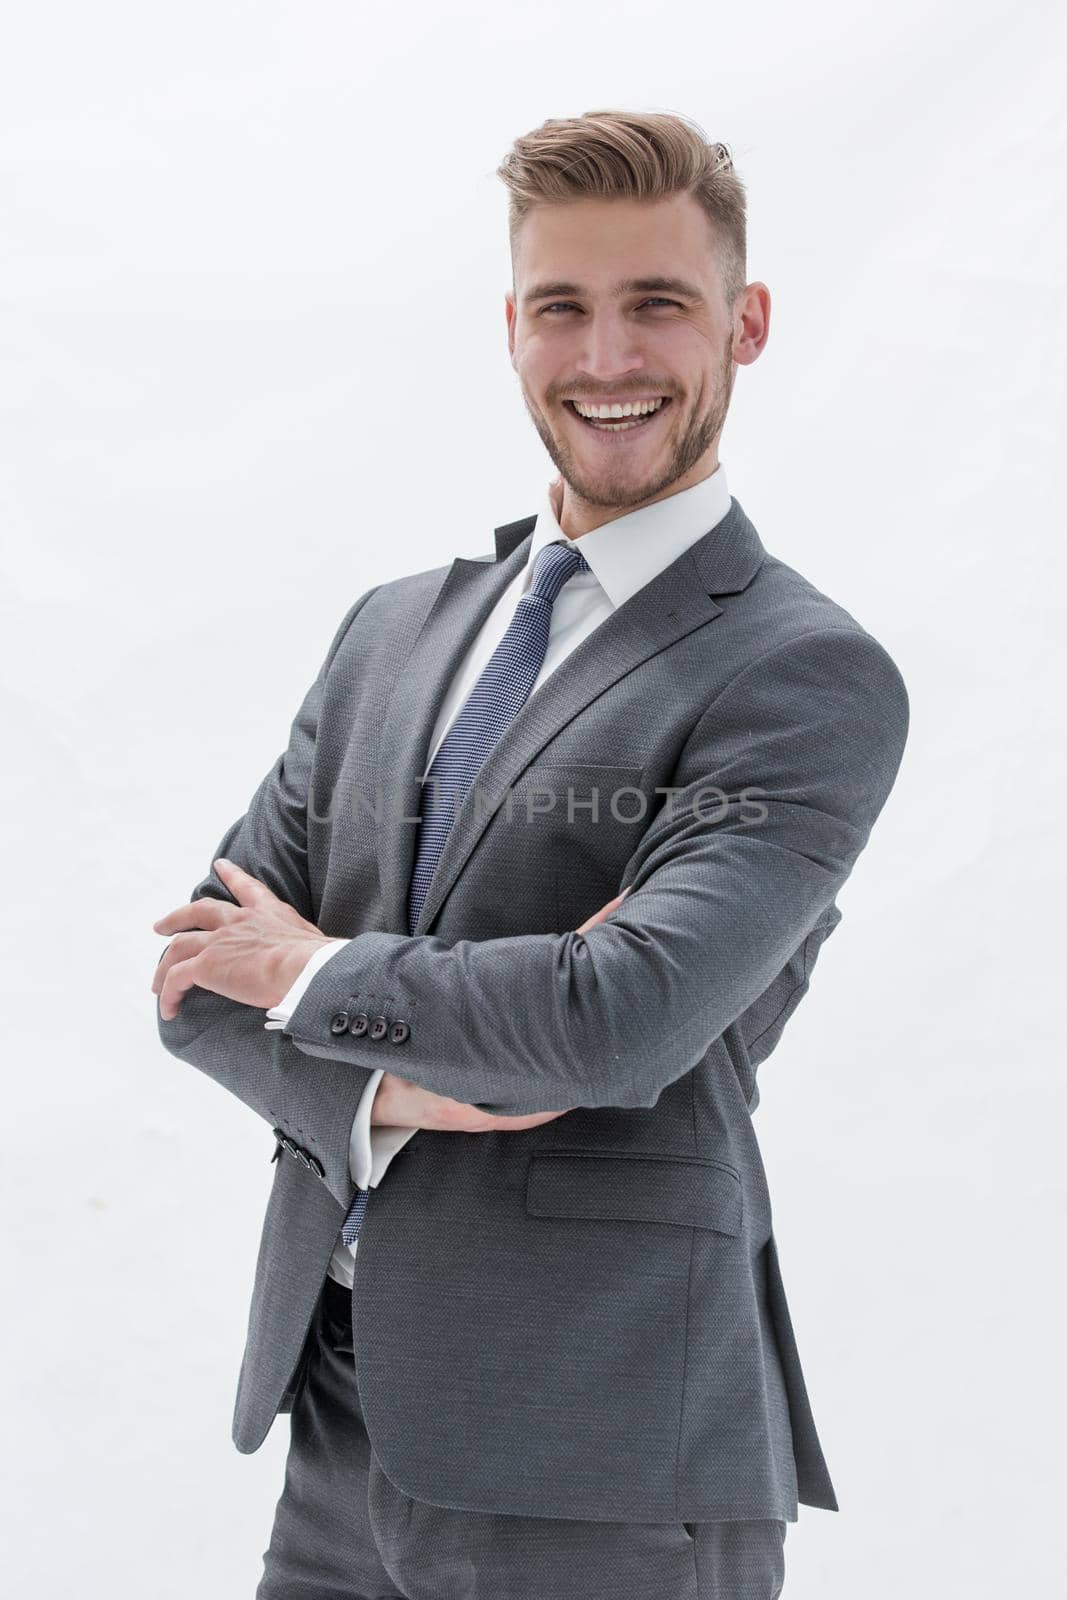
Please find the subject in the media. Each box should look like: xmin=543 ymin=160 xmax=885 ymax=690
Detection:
xmin=523 ymin=341 xmax=736 ymax=513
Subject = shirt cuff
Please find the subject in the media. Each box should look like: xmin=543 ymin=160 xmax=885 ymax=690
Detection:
xmin=265 ymin=938 xmax=351 ymax=1029
xmin=368 ymin=1125 xmax=420 ymax=1186
xmin=348 ymin=1068 xmax=421 ymax=1189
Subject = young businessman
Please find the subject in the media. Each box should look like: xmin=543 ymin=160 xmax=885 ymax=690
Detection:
xmin=153 ymin=109 xmax=909 ymax=1599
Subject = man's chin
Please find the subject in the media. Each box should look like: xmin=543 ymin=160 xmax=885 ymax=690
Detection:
xmin=554 ymin=459 xmax=680 ymax=512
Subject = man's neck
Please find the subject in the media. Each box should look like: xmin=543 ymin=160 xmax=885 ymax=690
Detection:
xmin=551 ymin=459 xmax=722 ymax=539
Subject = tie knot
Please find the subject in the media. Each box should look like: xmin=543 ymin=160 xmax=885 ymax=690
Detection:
xmin=528 ymin=540 xmax=589 ymax=604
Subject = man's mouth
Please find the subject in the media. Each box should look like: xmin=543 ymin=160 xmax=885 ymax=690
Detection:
xmin=563 ymin=396 xmax=673 ymax=434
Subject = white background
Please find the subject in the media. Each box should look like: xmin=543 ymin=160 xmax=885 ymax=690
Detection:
xmin=2 ymin=1 xmax=1064 ymax=1594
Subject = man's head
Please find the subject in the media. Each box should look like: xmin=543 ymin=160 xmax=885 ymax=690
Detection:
xmin=499 ymin=110 xmax=770 ymax=534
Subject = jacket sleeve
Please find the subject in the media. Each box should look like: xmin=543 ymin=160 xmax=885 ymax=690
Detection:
xmin=153 ymin=584 xmax=381 ymax=1211
xmin=280 ymin=625 xmax=910 ymax=1117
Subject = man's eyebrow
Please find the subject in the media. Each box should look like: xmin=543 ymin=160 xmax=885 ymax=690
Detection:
xmin=520 ymin=275 xmax=706 ymax=307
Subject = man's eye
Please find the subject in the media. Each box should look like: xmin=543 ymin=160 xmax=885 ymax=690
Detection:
xmin=540 ymin=298 xmax=681 ymax=315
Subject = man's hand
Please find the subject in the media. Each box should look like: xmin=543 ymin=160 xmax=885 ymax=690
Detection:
xmin=371 ymin=885 xmax=632 ymax=1133
xmin=152 ymin=858 xmax=331 ymax=1022
xmin=370 ymin=1076 xmax=565 ymax=1134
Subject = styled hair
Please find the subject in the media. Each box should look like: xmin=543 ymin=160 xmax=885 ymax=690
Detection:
xmin=496 ymin=109 xmax=747 ymax=308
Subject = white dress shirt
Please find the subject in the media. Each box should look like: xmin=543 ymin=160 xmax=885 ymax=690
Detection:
xmin=266 ymin=463 xmax=733 ymax=1289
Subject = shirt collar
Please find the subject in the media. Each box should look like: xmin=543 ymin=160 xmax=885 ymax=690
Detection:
xmin=523 ymin=464 xmax=732 ymax=610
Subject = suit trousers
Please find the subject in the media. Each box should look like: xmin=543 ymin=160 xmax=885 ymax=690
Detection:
xmin=255 ymin=1274 xmax=788 ymax=1600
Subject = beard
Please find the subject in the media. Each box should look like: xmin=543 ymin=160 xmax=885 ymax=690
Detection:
xmin=521 ymin=335 xmax=735 ymax=513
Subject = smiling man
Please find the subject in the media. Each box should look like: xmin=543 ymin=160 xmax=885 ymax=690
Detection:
xmin=510 ymin=202 xmax=743 ymax=535
xmin=154 ymin=109 xmax=909 ymax=1600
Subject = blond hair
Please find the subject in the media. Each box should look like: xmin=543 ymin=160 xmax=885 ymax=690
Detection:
xmin=496 ymin=108 xmax=747 ymax=307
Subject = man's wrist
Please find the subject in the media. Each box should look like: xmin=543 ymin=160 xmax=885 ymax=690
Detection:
xmin=270 ymin=937 xmax=336 ymax=1009
xmin=369 ymin=1071 xmax=399 ymax=1126
xmin=266 ymin=937 xmax=352 ymax=1028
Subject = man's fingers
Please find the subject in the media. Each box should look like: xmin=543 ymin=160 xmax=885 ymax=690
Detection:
xmin=213 ymin=857 xmax=273 ymax=905
xmin=153 ymin=898 xmax=234 ymax=936
xmin=151 ymin=931 xmax=212 ymax=994
xmin=156 ymin=952 xmax=205 ymax=1021
xmin=574 ymin=884 xmax=631 ymax=935
xmin=152 ymin=859 xmax=272 ymax=938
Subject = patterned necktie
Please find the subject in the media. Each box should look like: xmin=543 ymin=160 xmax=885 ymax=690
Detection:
xmin=340 ymin=540 xmax=590 ymax=1247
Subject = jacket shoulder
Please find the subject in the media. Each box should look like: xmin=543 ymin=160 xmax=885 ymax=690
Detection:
xmin=738 ymin=548 xmax=907 ymax=695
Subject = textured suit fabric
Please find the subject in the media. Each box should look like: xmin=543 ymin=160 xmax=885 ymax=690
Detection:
xmin=255 ymin=1275 xmax=787 ymax=1600
xmin=155 ymin=493 xmax=909 ymax=1526
xmin=268 ymin=464 xmax=733 ymax=1294
xmin=338 ymin=538 xmax=591 ymax=1245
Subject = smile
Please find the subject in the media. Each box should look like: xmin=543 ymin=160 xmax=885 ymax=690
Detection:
xmin=563 ymin=396 xmax=673 ymax=437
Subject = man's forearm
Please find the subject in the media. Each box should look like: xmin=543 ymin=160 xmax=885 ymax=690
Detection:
xmin=158 ymin=992 xmax=372 ymax=1210
xmin=278 ymin=897 xmax=802 ymax=1116
xmin=155 ymin=835 xmax=375 ymax=1213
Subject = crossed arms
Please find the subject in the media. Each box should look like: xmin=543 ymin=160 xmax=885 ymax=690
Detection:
xmin=153 ymin=588 xmax=909 ymax=1212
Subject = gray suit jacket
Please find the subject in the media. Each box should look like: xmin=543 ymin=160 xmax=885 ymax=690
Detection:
xmin=156 ymin=494 xmax=909 ymax=1524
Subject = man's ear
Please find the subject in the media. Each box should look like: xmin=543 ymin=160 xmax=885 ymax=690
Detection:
xmin=505 ymin=292 xmax=516 ymax=365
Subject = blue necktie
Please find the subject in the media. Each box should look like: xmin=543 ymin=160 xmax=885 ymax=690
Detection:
xmin=340 ymin=540 xmax=590 ymax=1247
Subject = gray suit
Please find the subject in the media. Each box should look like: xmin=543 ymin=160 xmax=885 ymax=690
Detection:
xmin=156 ymin=493 xmax=908 ymax=1527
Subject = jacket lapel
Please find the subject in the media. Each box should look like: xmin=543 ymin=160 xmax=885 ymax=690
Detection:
xmin=375 ymin=494 xmax=765 ymax=937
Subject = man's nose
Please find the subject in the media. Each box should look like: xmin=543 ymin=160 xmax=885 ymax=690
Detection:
xmin=572 ymin=317 xmax=648 ymax=382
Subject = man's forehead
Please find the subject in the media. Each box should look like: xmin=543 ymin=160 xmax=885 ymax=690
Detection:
xmin=513 ymin=198 xmax=718 ymax=301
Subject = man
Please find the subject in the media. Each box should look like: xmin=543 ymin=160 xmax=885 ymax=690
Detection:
xmin=153 ymin=109 xmax=909 ymax=1599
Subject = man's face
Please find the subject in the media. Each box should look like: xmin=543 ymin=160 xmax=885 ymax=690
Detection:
xmin=505 ymin=193 xmax=755 ymax=520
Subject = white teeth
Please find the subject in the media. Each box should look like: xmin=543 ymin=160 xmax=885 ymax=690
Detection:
xmin=572 ymin=397 xmax=666 ymax=419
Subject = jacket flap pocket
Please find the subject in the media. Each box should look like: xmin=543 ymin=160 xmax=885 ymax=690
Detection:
xmin=526 ymin=1151 xmax=742 ymax=1235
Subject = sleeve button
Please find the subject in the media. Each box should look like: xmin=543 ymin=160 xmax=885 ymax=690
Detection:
xmin=389 ymin=1020 xmax=410 ymax=1044
xmin=369 ymin=1015 xmax=389 ymax=1041
xmin=348 ymin=1012 xmax=370 ymax=1037
xmin=329 ymin=1011 xmax=350 ymax=1035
